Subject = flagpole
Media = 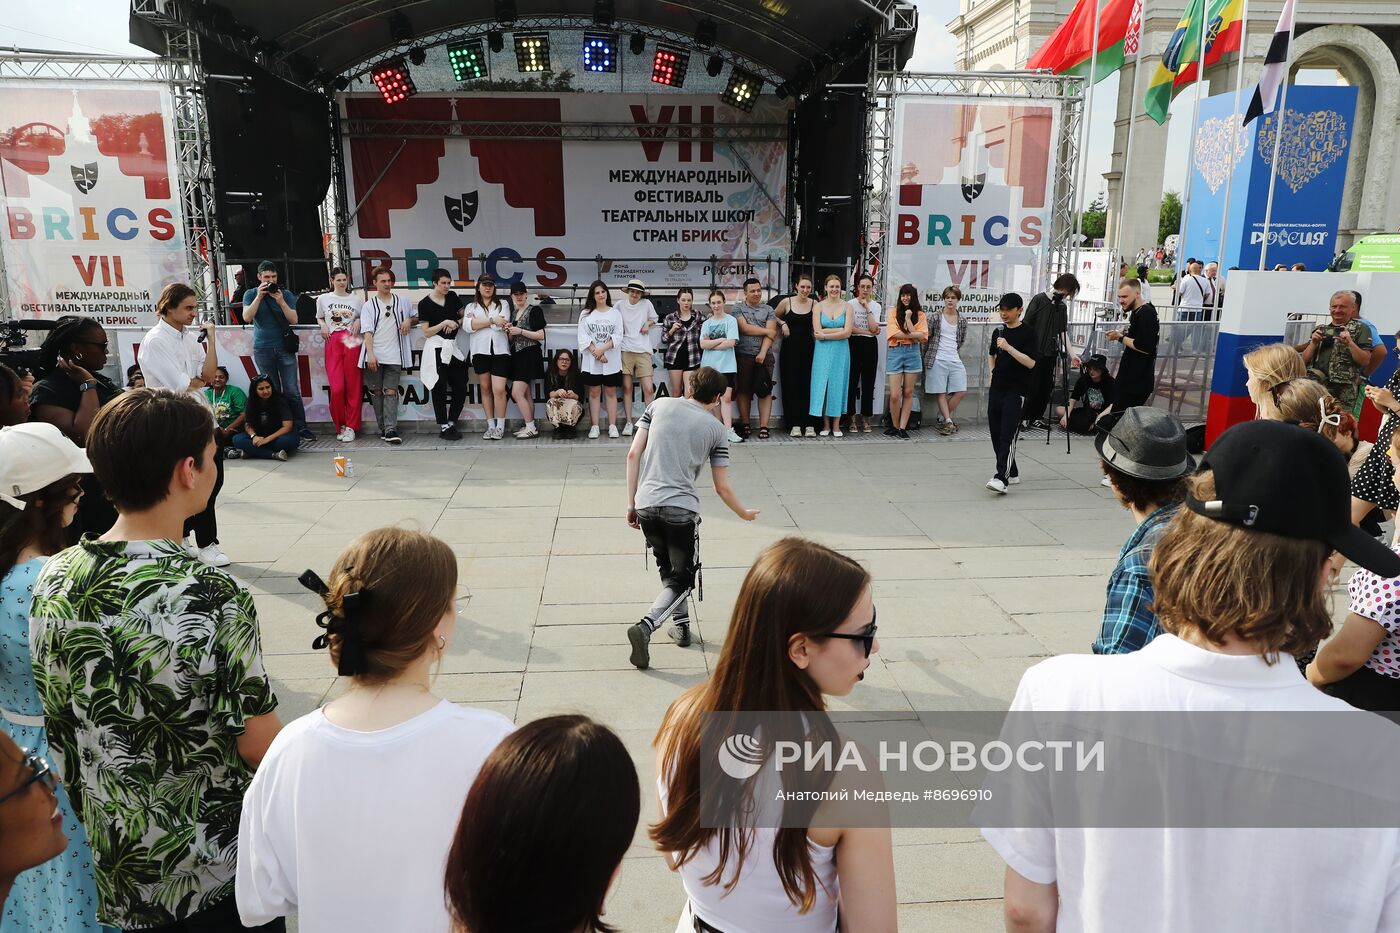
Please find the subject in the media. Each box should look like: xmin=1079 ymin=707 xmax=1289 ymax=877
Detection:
xmin=1216 ymin=0 xmax=1250 ymax=274
xmin=1072 ymin=0 xmax=1104 ymax=278
xmin=1174 ymin=0 xmax=1212 ymax=289
xmin=1258 ymin=5 xmax=1297 ymax=270
xmin=1112 ymin=0 xmax=1146 ymax=262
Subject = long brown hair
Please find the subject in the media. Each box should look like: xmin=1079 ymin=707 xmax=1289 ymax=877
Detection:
xmin=155 ymin=283 xmax=196 ymax=316
xmin=651 ymin=537 xmax=870 ymax=912
xmin=894 ymin=283 xmax=922 ymax=331
xmin=0 ymin=476 xmax=81 ymax=580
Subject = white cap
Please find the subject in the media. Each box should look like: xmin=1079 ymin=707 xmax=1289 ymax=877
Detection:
xmin=0 ymin=423 xmax=92 ymax=509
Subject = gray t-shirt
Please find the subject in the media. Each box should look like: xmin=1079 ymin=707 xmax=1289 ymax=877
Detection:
xmin=733 ymin=301 xmax=775 ymax=357
xmin=634 ymin=397 xmax=731 ymax=512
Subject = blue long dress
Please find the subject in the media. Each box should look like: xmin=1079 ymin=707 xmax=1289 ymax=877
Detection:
xmin=0 ymin=558 xmax=104 ymax=932
xmin=809 ymin=308 xmax=851 ymax=418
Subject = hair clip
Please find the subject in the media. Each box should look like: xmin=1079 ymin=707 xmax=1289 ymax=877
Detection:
xmin=1317 ymin=398 xmax=1342 ymax=434
xmin=303 ymin=569 xmax=371 ymax=677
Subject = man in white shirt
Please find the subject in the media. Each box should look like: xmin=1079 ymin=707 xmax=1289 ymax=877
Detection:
xmin=986 ymin=419 xmax=1400 ymax=933
xmin=616 ymin=277 xmax=659 ymax=436
xmin=1173 ymin=258 xmax=1213 ymax=321
xmin=359 ymin=265 xmax=417 ymax=445
xmin=139 ymin=282 xmax=228 ymax=567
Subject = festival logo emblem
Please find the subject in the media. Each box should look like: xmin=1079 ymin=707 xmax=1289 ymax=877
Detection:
xmin=1257 ymin=108 xmax=1350 ymax=193
xmin=444 ymin=191 xmax=480 ymax=231
xmin=1193 ymin=117 xmax=1249 ymax=195
xmin=71 ymin=161 xmax=98 ymax=194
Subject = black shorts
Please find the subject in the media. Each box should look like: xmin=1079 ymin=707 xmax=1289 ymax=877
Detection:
xmin=582 ymin=370 xmax=622 ymax=387
xmin=510 ymin=346 xmax=544 ymax=384
xmin=472 ymin=353 xmax=511 ymax=378
xmin=667 ymin=345 xmax=699 ymax=372
xmin=723 ymin=372 xmax=737 ymax=391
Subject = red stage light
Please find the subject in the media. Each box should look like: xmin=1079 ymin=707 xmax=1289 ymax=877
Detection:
xmin=370 ymin=59 xmax=416 ymax=104
xmin=651 ymin=46 xmax=689 ymax=87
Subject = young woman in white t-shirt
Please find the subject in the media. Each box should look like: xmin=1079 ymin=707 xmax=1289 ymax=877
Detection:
xmin=652 ymin=537 xmax=897 ymax=933
xmin=236 ymin=527 xmax=514 ymax=933
xmin=465 ymin=274 xmax=512 ymax=440
xmin=315 ymin=267 xmax=363 ymax=442
xmin=577 ymin=280 xmax=624 ymax=439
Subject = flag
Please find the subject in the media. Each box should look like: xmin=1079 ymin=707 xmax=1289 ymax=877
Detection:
xmin=1026 ymin=0 xmax=1141 ymax=86
xmin=1143 ymin=0 xmax=1243 ymax=123
xmin=1244 ymin=0 xmax=1296 ymax=125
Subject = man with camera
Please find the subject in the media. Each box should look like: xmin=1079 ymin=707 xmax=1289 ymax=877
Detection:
xmin=242 ymin=260 xmax=313 ymax=441
xmin=1299 ymin=290 xmax=1375 ymax=412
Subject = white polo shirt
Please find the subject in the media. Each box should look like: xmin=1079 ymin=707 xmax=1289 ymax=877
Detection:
xmin=982 ymin=634 xmax=1400 ymax=932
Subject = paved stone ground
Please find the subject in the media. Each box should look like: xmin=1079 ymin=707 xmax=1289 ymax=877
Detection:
xmin=220 ymin=426 xmax=1135 ymax=931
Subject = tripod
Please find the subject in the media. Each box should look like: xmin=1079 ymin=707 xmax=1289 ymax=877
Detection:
xmin=1042 ymin=327 xmax=1073 ymax=454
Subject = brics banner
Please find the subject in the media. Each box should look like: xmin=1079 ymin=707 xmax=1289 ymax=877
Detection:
xmin=0 ymin=81 xmax=188 ymax=325
xmin=887 ymin=96 xmax=1060 ymax=319
xmin=342 ymin=93 xmax=791 ymax=290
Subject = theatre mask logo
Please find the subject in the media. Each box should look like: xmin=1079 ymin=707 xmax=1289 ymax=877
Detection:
xmin=444 ymin=191 xmax=479 ymax=232
xmin=71 ymin=161 xmax=98 ymax=194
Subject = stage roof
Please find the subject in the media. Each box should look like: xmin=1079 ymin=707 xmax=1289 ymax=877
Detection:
xmin=139 ymin=0 xmax=915 ymax=86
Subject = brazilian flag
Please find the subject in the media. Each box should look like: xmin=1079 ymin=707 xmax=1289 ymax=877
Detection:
xmin=1144 ymin=0 xmax=1206 ymax=124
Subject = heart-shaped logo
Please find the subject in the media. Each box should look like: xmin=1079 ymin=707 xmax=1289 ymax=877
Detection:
xmin=1193 ymin=117 xmax=1249 ymax=195
xmin=1256 ymin=108 xmax=1350 ymax=193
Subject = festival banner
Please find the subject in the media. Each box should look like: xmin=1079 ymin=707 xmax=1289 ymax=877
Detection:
xmin=341 ymin=93 xmax=791 ymax=292
xmin=0 ymin=81 xmax=188 ymax=326
xmin=886 ymin=96 xmax=1060 ymax=321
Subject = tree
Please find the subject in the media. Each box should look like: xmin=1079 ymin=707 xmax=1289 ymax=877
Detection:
xmin=463 ymin=69 xmax=579 ymax=92
xmin=1076 ymin=192 xmax=1107 ymax=243
xmin=1158 ymin=191 xmax=1182 ymax=247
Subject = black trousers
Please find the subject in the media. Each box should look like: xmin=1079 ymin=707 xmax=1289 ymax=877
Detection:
xmin=637 ymin=506 xmax=698 ymax=624
xmin=846 ymin=336 xmax=878 ymax=419
xmin=183 ymin=450 xmax=223 ymax=548
xmin=1325 ymin=665 xmax=1400 ymax=712
xmin=429 ymin=351 xmax=470 ymax=425
xmin=987 ymin=386 xmax=1023 ymax=482
xmin=132 ymin=894 xmax=285 ymax=932
xmin=1021 ymin=354 xmax=1059 ymax=423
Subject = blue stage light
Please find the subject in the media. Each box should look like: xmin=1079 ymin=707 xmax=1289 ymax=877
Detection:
xmin=582 ymin=32 xmax=618 ymax=73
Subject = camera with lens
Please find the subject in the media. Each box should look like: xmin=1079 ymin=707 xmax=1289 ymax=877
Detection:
xmin=0 ymin=320 xmax=42 ymax=376
xmin=1317 ymin=324 xmax=1344 ymax=350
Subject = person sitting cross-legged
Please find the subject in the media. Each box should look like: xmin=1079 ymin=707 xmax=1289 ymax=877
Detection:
xmin=228 ymin=375 xmax=301 ymax=462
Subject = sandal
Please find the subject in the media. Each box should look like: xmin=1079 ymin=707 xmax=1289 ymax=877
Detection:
xmin=758 ymin=426 xmax=770 ymax=440
xmin=861 ymin=420 xmax=872 ymax=433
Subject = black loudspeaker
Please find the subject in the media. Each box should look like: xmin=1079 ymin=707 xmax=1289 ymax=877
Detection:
xmin=203 ymin=43 xmax=331 ymax=296
xmin=792 ymin=55 xmax=868 ymax=279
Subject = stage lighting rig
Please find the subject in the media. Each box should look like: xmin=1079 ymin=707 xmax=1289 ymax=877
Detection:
xmin=630 ymin=32 xmax=646 ymax=55
xmin=722 ymin=68 xmax=761 ymax=111
xmin=593 ymin=0 xmax=615 ymax=26
xmin=370 ymin=58 xmax=416 ymax=104
xmin=694 ymin=19 xmax=717 ymax=49
xmin=448 ymin=40 xmax=489 ymax=81
xmin=495 ymin=0 xmax=517 ymax=26
xmin=705 ymin=54 xmax=723 ymax=78
xmin=387 ymin=11 xmax=412 ymax=43
xmin=514 ymin=32 xmax=551 ymax=73
xmin=408 ymin=46 xmax=427 ymax=66
xmin=582 ymin=32 xmax=618 ymax=73
xmin=488 ymin=30 xmax=504 ymax=53
xmin=651 ymin=46 xmax=689 ymax=87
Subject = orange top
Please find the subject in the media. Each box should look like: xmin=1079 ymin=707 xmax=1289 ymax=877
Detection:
xmin=886 ymin=310 xmax=929 ymax=347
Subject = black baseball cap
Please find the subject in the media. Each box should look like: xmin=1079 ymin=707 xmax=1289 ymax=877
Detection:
xmin=1185 ymin=420 xmax=1400 ymax=577
xmin=510 ymin=281 xmax=528 ymax=295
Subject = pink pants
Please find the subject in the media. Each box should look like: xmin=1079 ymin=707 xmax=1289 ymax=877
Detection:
xmin=325 ymin=330 xmax=363 ymax=431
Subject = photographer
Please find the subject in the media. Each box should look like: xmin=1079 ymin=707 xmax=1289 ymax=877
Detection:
xmin=1299 ymin=291 xmax=1373 ymax=412
xmin=242 ymin=260 xmax=312 ymax=441
xmin=1020 ymin=273 xmax=1079 ymax=430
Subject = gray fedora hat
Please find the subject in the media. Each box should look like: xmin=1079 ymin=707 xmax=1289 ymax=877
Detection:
xmin=1095 ymin=407 xmax=1196 ymax=481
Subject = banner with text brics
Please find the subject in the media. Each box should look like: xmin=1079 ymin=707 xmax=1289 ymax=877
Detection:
xmin=886 ymin=96 xmax=1061 ymax=319
xmin=341 ymin=93 xmax=791 ymax=292
xmin=0 ymin=82 xmax=188 ymax=326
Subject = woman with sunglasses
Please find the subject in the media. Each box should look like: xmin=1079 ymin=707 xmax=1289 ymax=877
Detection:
xmin=0 ymin=731 xmax=68 ymax=922
xmin=29 ymin=316 xmax=120 ymax=537
xmin=0 ymin=424 xmax=102 ymax=930
xmin=652 ymin=536 xmax=896 ymax=933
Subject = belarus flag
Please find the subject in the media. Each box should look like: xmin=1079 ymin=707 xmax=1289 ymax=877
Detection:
xmin=1026 ymin=0 xmax=1141 ymax=86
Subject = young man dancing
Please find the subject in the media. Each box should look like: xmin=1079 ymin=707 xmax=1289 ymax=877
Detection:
xmin=624 ymin=366 xmax=758 ymax=669
xmin=986 ymin=293 xmax=1037 ymax=494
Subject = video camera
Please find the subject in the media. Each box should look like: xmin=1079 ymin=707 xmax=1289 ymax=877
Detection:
xmin=0 ymin=320 xmax=45 ymax=377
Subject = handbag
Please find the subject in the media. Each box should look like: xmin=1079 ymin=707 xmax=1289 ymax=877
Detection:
xmin=277 ymin=300 xmax=300 ymax=354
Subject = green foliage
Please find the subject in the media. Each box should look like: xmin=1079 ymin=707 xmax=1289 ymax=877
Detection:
xmin=1077 ymin=192 xmax=1107 ymax=242
xmin=1158 ymin=191 xmax=1183 ymax=246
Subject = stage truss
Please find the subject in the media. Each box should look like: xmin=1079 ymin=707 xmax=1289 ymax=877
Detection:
xmin=862 ymin=53 xmax=1086 ymax=300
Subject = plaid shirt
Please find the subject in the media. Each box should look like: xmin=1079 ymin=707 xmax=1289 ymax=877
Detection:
xmin=662 ymin=311 xmax=704 ymax=367
xmin=1093 ymin=504 xmax=1178 ymax=654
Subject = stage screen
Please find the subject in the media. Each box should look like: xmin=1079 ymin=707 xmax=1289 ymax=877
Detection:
xmin=0 ymin=81 xmax=188 ymax=326
xmin=887 ymin=96 xmax=1061 ymax=320
xmin=342 ymin=93 xmax=792 ymax=290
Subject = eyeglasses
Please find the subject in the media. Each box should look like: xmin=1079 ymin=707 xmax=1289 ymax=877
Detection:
xmin=77 ymin=339 xmax=109 ymax=351
xmin=0 ymin=750 xmax=58 ymax=806
xmin=825 ymin=609 xmax=878 ymax=658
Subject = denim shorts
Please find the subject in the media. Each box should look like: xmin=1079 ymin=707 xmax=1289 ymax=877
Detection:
xmin=925 ymin=357 xmax=968 ymax=393
xmin=886 ymin=343 xmax=923 ymax=373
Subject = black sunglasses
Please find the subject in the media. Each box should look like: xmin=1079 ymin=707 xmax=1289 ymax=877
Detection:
xmin=825 ymin=609 xmax=878 ymax=658
xmin=0 ymin=750 xmax=58 ymax=806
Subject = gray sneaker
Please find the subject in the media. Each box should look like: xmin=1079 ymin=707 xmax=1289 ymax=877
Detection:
xmin=627 ymin=622 xmax=652 ymax=670
xmin=668 ymin=622 xmax=692 ymax=648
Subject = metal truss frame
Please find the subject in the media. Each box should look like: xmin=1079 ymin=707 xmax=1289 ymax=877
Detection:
xmin=342 ymin=118 xmax=789 ymax=142
xmin=862 ymin=66 xmax=1085 ymax=300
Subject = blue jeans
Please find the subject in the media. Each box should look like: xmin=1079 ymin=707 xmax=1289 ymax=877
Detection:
xmin=252 ymin=346 xmax=309 ymax=432
xmin=231 ymin=432 xmax=301 ymax=459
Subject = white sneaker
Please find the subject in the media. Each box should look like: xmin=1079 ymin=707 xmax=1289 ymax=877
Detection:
xmin=184 ymin=533 xmax=200 ymax=557
xmin=608 ymin=424 xmax=620 ymax=439
xmin=515 ymin=425 xmax=539 ymax=439
xmin=986 ymin=477 xmax=1007 ymax=495
xmin=483 ymin=425 xmax=494 ymax=438
xmin=1008 ymin=476 xmax=1021 ymax=485
xmin=197 ymin=544 xmax=231 ymax=567
xmin=833 ymin=430 xmax=843 ymax=438
xmin=588 ymin=425 xmax=601 ymax=439
xmin=344 ymin=428 xmax=356 ymax=442
xmin=790 ymin=427 xmax=801 ymax=437
xmin=726 ymin=428 xmax=744 ymax=443
xmin=488 ymin=425 xmax=504 ymax=440
xmin=804 ymin=427 xmax=817 ymax=437
xmin=622 ymin=421 xmax=634 ymax=436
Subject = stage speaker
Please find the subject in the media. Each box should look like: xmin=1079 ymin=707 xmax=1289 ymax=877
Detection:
xmin=792 ymin=55 xmax=868 ymax=278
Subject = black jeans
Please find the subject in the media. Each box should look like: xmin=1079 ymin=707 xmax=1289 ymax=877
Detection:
xmin=183 ymin=449 xmax=223 ymax=548
xmin=429 ymin=351 xmax=470 ymax=425
xmin=131 ymin=894 xmax=285 ymax=932
xmin=637 ymin=506 xmax=698 ymax=624
xmin=846 ymin=336 xmax=878 ymax=419
xmin=987 ymin=386 xmax=1023 ymax=482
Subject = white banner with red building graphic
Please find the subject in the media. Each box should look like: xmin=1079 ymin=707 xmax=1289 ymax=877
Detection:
xmin=341 ymin=92 xmax=791 ymax=292
xmin=0 ymin=81 xmax=188 ymax=326
xmin=886 ymin=96 xmax=1061 ymax=320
